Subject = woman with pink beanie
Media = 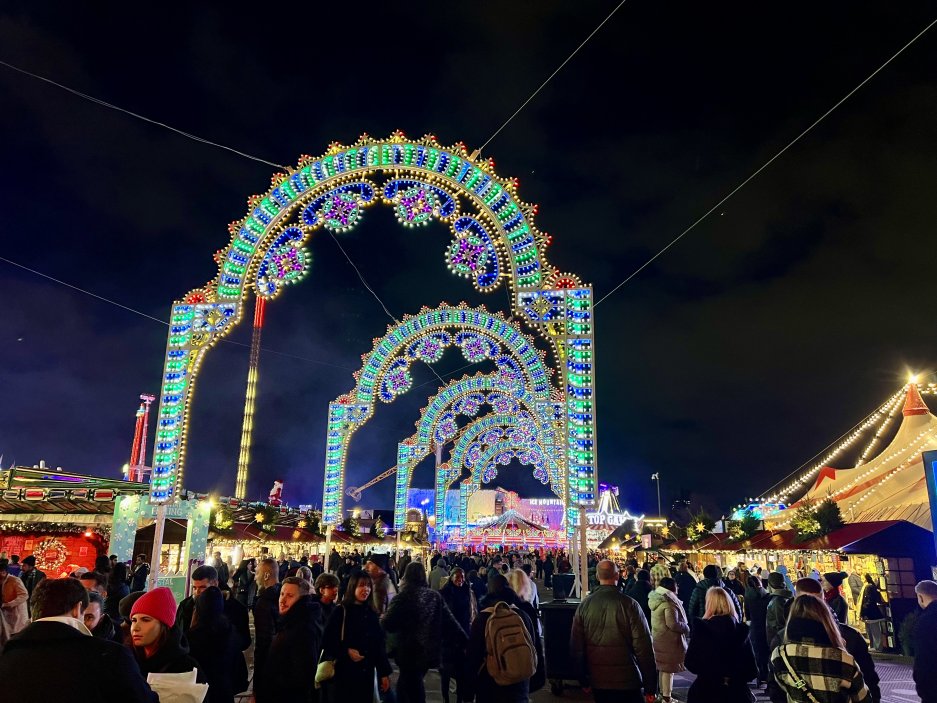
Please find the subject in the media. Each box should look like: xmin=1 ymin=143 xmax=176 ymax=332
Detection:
xmin=129 ymin=587 xmax=200 ymax=677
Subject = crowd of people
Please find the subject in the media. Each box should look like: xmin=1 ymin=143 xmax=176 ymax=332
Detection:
xmin=1 ymin=548 xmax=936 ymax=703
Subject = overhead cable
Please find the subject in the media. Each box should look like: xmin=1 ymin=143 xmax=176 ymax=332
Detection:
xmin=594 ymin=16 xmax=937 ymax=307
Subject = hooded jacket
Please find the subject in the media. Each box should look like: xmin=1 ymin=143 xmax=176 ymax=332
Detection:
xmin=685 ymin=614 xmax=757 ymax=703
xmin=766 ymin=586 xmax=794 ymax=646
xmin=648 ymin=587 xmax=689 ymax=673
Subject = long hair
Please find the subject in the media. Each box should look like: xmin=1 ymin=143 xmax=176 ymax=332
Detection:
xmin=342 ymin=571 xmax=374 ymax=608
xmin=785 ymin=594 xmax=846 ymax=649
xmin=401 ymin=561 xmax=428 ymax=590
xmin=703 ymin=586 xmax=737 ymax=622
xmin=507 ymin=568 xmax=535 ymax=604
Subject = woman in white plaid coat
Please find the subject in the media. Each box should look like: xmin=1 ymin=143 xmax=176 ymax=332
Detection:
xmin=772 ymin=595 xmax=870 ymax=703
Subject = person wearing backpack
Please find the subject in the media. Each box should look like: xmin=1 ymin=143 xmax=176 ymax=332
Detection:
xmin=465 ymin=584 xmax=539 ymax=703
xmin=570 ymin=559 xmax=657 ymax=703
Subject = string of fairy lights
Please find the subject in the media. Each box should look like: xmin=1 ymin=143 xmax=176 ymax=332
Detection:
xmin=746 ymin=378 xmax=937 ymax=522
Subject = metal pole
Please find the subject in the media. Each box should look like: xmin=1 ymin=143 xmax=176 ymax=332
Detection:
xmin=324 ymin=524 xmax=333 ymax=573
xmin=656 ymin=475 xmax=662 ymax=518
xmin=579 ymin=504 xmax=589 ymax=598
xmin=148 ymin=503 xmax=167 ymax=591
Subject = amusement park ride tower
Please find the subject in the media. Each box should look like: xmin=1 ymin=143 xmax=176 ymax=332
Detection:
xmin=124 ymin=393 xmax=155 ymax=483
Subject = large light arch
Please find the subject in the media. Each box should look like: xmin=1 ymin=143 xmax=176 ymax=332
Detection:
xmin=324 ymin=304 xmax=554 ymax=524
xmin=148 ymin=133 xmax=596 ymax=520
xmin=391 ymin=372 xmax=563 ymax=530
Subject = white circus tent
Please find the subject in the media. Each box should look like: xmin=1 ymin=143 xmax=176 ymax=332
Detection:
xmin=764 ymin=382 xmax=937 ymax=531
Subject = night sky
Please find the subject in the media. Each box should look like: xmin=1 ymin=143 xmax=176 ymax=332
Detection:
xmin=1 ymin=3 xmax=936 ymax=518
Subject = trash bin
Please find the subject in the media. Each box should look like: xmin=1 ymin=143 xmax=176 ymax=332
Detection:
xmin=552 ymin=572 xmax=575 ymax=600
xmin=540 ymin=598 xmax=581 ymax=696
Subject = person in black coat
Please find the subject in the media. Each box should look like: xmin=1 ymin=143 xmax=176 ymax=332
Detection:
xmin=383 ymin=562 xmax=468 ymax=703
xmin=0 ymin=577 xmax=157 ymax=703
xmin=685 ymin=587 xmax=757 ymax=703
xmin=767 ymin=577 xmax=882 ymax=703
xmin=188 ymin=587 xmax=249 ymax=703
xmin=257 ymin=576 xmax=323 ymax=703
xmin=822 ymin=571 xmax=849 ymax=624
xmin=625 ymin=569 xmax=654 ymax=624
xmin=175 ymin=564 xmax=252 ymax=651
xmin=440 ymin=568 xmax=478 ymax=703
xmin=465 ymin=598 xmax=538 ymax=703
xmin=675 ymin=561 xmax=697 ymax=612
xmin=106 ymin=562 xmax=131 ymax=624
xmin=251 ymin=558 xmax=282 ymax=701
xmin=129 ymin=587 xmax=201 ymax=677
xmin=687 ymin=564 xmax=743 ymax=626
xmin=84 ymin=590 xmax=123 ymax=644
xmin=321 ymin=572 xmax=393 ymax=703
xmin=744 ymin=575 xmax=772 ymax=685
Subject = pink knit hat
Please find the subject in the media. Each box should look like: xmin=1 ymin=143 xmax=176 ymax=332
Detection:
xmin=130 ymin=587 xmax=177 ymax=628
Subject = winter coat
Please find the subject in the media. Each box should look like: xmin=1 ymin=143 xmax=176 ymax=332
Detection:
xmin=188 ymin=618 xmax=250 ymax=703
xmin=465 ymin=603 xmax=537 ymax=703
xmin=687 ymin=577 xmax=743 ymax=624
xmin=771 ymin=617 xmax=870 ymax=703
xmin=858 ymin=584 xmax=884 ymax=621
xmin=321 ymin=602 xmax=392 ymax=703
xmin=257 ymin=595 xmax=321 ymax=703
xmin=569 ymin=585 xmax=656 ymax=694
xmin=676 ymin=570 xmax=697 ymax=611
xmin=685 ymin=615 xmax=758 ymax=703
xmin=766 ymin=587 xmax=793 ymax=645
xmin=133 ymin=624 xmax=201 ymax=677
xmin=439 ymin=580 xmax=478 ymax=673
xmin=648 ymin=587 xmax=689 ymax=673
xmin=0 ymin=619 xmax=157 ymax=702
xmin=382 ymin=584 xmax=468 ymax=669
xmin=429 ymin=564 xmax=449 ymax=590
xmin=129 ymin=563 xmax=149 ymax=592
xmin=251 ymin=583 xmax=281 ymax=696
xmin=370 ymin=572 xmax=396 ymax=614
xmin=0 ymin=574 xmax=30 ymax=636
xmin=769 ymin=620 xmax=881 ymax=703
xmin=827 ymin=592 xmax=848 ymax=625
xmin=175 ymin=590 xmax=251 ymax=650
xmin=105 ymin=580 xmax=130 ymax=624
xmin=626 ymin=578 xmax=654 ymax=623
xmin=913 ymin=601 xmax=937 ymax=703
xmin=514 ymin=598 xmax=546 ymax=693
xmin=90 ymin=613 xmax=123 ymax=644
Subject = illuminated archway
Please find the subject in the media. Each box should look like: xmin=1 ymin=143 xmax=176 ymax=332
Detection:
xmin=392 ymin=377 xmax=564 ymax=530
xmin=148 ymin=133 xmax=596 ymax=521
xmin=325 ymin=305 xmax=553 ymax=524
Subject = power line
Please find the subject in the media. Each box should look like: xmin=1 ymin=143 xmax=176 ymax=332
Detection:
xmin=0 ymin=59 xmax=289 ymax=171
xmin=476 ymin=0 xmax=628 ymax=154
xmin=594 ymin=16 xmax=937 ymax=307
xmin=326 ymin=231 xmax=450 ymax=387
xmin=0 ymin=255 xmax=354 ymax=371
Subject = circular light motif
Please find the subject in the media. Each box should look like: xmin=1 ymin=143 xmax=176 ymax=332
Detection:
xmin=379 ymin=360 xmax=412 ymax=402
xmin=453 ymin=392 xmax=484 ymax=417
xmin=447 ymin=235 xmax=489 ymax=278
xmin=395 ymin=186 xmax=438 ymax=226
xmin=319 ymin=192 xmax=362 ymax=232
xmin=409 ymin=333 xmax=449 ymax=363
xmin=482 ymin=464 xmax=498 ymax=483
xmin=435 ymin=413 xmax=459 ymax=443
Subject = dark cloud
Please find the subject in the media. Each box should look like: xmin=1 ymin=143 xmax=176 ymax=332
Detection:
xmin=1 ymin=2 xmax=935 ymax=516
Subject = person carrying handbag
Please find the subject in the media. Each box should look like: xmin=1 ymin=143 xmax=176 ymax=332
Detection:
xmin=320 ymin=571 xmax=392 ymax=703
xmin=772 ymin=595 xmax=870 ymax=703
xmin=858 ymin=574 xmax=887 ymax=652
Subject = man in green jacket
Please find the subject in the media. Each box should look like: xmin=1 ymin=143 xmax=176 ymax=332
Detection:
xmin=570 ymin=560 xmax=657 ymax=703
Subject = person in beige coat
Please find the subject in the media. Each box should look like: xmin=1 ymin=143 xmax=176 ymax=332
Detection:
xmin=648 ymin=576 xmax=690 ymax=703
xmin=0 ymin=558 xmax=30 ymax=641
